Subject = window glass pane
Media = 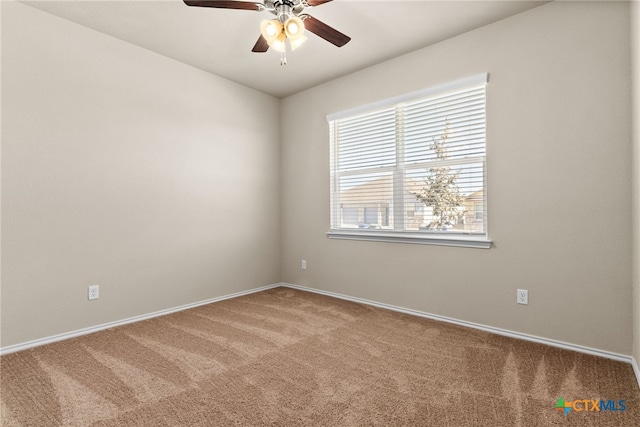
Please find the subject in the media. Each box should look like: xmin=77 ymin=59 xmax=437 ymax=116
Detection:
xmin=329 ymin=76 xmax=487 ymax=242
xmin=342 ymin=207 xmax=360 ymax=226
xmin=405 ymin=163 xmax=484 ymax=234
xmin=338 ymin=172 xmax=393 ymax=229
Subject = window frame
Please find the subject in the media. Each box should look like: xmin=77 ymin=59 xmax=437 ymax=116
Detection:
xmin=327 ymin=74 xmax=491 ymax=249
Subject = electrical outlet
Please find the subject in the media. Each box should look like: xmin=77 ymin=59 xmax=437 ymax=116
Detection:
xmin=88 ymin=285 xmax=99 ymax=300
xmin=517 ymin=289 xmax=528 ymax=305
xmin=301 ymin=259 xmax=307 ymax=270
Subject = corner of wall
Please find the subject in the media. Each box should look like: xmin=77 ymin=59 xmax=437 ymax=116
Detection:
xmin=631 ymin=0 xmax=640 ymax=380
xmin=277 ymin=96 xmax=285 ymax=283
xmin=0 ymin=0 xmax=4 ymax=340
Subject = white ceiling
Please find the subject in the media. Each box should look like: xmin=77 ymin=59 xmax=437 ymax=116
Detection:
xmin=22 ymin=0 xmax=547 ymax=98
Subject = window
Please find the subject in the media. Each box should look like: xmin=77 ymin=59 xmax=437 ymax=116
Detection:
xmin=328 ymin=74 xmax=490 ymax=248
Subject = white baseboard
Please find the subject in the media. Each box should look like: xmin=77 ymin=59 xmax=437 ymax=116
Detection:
xmin=280 ymin=282 xmax=637 ymax=367
xmin=0 ymin=283 xmax=281 ymax=356
xmin=3 ymin=281 xmax=640 ymax=391
xmin=632 ymin=357 xmax=640 ymax=390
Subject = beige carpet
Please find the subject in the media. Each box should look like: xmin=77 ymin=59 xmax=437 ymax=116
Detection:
xmin=1 ymin=287 xmax=639 ymax=426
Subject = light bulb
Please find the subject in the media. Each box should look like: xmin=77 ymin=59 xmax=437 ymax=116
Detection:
xmin=272 ymin=33 xmax=287 ymax=53
xmin=266 ymin=23 xmax=277 ymax=37
xmin=287 ymin=22 xmax=299 ymax=35
xmin=284 ymin=16 xmax=305 ymax=39
xmin=260 ymin=19 xmax=283 ymax=43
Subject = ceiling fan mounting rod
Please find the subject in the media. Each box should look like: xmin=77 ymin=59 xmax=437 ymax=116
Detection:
xmin=273 ymin=0 xmax=297 ymax=8
xmin=271 ymin=0 xmax=303 ymax=22
xmin=182 ymin=0 xmax=351 ymax=57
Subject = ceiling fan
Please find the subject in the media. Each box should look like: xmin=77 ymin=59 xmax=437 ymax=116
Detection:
xmin=183 ymin=0 xmax=351 ymax=65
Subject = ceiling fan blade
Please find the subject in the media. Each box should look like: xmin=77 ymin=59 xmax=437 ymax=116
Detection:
xmin=183 ymin=1 xmax=263 ymax=11
xmin=306 ymin=0 xmax=333 ymax=6
xmin=301 ymin=14 xmax=350 ymax=47
xmin=252 ymin=35 xmax=269 ymax=53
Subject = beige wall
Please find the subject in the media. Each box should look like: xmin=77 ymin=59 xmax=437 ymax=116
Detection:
xmin=281 ymin=1 xmax=633 ymax=354
xmin=632 ymin=0 xmax=640 ymax=365
xmin=1 ymin=1 xmax=635 ymax=358
xmin=0 ymin=2 xmax=281 ymax=347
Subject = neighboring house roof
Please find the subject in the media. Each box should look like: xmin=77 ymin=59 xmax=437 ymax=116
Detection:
xmin=339 ymin=176 xmax=422 ymax=204
xmin=465 ymin=189 xmax=484 ymax=203
xmin=340 ymin=176 xmax=482 ymax=205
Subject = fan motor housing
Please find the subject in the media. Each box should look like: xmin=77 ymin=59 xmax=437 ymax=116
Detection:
xmin=271 ymin=0 xmax=304 ymax=21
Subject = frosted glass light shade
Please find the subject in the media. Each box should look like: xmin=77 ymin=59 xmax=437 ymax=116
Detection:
xmin=260 ymin=19 xmax=283 ymax=43
xmin=271 ymin=33 xmax=287 ymax=53
xmin=284 ymin=16 xmax=305 ymax=39
xmin=289 ymin=35 xmax=307 ymax=51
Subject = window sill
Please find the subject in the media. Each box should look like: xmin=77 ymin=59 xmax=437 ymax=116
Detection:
xmin=326 ymin=230 xmax=492 ymax=249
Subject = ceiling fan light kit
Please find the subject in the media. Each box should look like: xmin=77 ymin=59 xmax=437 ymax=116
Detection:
xmin=261 ymin=17 xmax=304 ymax=49
xmin=184 ymin=0 xmax=350 ymax=65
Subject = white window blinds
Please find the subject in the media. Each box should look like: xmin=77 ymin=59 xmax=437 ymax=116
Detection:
xmin=328 ymin=74 xmax=489 ymax=248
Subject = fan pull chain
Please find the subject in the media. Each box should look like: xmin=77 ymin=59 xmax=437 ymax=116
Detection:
xmin=280 ymin=49 xmax=287 ymax=66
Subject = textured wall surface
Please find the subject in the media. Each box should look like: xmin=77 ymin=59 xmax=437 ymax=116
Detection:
xmin=1 ymin=2 xmax=281 ymax=347
xmin=281 ymin=1 xmax=633 ymax=354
